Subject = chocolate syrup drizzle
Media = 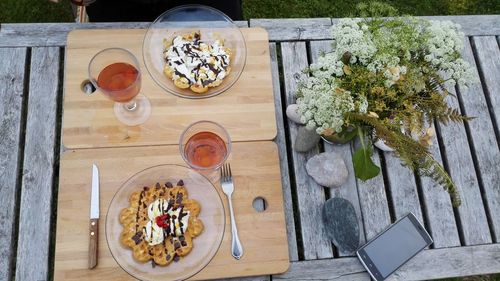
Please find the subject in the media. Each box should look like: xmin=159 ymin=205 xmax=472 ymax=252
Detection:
xmin=164 ymin=34 xmax=230 ymax=87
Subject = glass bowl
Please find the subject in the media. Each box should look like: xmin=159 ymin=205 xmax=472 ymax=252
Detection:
xmin=106 ymin=164 xmax=225 ymax=281
xmin=143 ymin=5 xmax=247 ymax=99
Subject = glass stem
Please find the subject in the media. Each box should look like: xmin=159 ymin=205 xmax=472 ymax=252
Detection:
xmin=124 ymin=99 xmax=137 ymax=111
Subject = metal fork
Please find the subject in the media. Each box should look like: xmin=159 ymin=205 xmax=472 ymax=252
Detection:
xmin=220 ymin=163 xmax=244 ymax=260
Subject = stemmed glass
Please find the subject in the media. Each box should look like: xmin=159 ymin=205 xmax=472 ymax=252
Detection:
xmin=88 ymin=48 xmax=151 ymax=126
xmin=179 ymin=120 xmax=231 ymax=181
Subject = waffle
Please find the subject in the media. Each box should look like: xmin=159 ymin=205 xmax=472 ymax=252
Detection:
xmin=119 ymin=180 xmax=204 ymax=266
xmin=163 ymin=31 xmax=232 ymax=94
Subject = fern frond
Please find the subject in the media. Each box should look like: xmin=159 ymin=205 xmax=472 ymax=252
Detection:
xmin=346 ymin=112 xmax=462 ymax=206
xmin=417 ymin=154 xmax=461 ymax=207
xmin=435 ymin=107 xmax=474 ymax=125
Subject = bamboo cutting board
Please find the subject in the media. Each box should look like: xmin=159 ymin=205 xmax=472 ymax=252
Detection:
xmin=54 ymin=141 xmax=289 ymax=280
xmin=62 ymin=28 xmax=276 ymax=149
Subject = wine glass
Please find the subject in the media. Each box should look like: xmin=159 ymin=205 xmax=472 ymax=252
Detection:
xmin=88 ymin=48 xmax=151 ymax=126
xmin=179 ymin=121 xmax=231 ymax=181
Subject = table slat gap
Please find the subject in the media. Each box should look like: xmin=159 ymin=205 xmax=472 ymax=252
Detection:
xmin=353 ymin=138 xmax=392 ymax=240
xmin=269 ymin=42 xmax=299 ymax=261
xmin=47 ymin=47 xmax=66 ymax=281
xmin=456 ymin=39 xmax=500 ymax=242
xmin=470 ymin=36 xmax=500 ymax=148
xmin=415 ymin=131 xmax=461 ymax=248
xmin=15 ymin=47 xmax=61 ymax=281
xmin=379 ymin=149 xmax=424 ymax=223
xmin=281 ymin=41 xmax=334 ymax=260
xmin=433 ymin=87 xmax=492 ymax=245
xmin=0 ymin=47 xmax=28 ymax=281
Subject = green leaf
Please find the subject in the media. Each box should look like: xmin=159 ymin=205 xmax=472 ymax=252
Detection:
xmin=353 ymin=146 xmax=381 ymax=181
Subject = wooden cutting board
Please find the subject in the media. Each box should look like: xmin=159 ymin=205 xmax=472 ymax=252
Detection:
xmin=62 ymin=28 xmax=276 ymax=149
xmin=54 ymin=141 xmax=289 ymax=280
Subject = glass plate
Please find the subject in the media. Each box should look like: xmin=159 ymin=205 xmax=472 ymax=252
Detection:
xmin=143 ymin=5 xmax=247 ymax=99
xmin=106 ymin=164 xmax=225 ymax=281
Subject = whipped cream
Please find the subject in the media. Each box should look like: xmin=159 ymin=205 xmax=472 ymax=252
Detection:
xmin=143 ymin=220 xmax=164 ymax=246
xmin=143 ymin=198 xmax=190 ymax=246
xmin=164 ymin=33 xmax=230 ymax=87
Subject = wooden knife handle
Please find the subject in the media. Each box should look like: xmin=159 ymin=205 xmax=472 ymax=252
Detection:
xmin=88 ymin=218 xmax=98 ymax=269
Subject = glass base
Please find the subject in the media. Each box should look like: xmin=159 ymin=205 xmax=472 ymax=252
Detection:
xmin=114 ymin=93 xmax=151 ymax=126
xmin=195 ymin=168 xmax=221 ymax=183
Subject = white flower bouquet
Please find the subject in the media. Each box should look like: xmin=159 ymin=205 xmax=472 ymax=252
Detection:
xmin=296 ymin=17 xmax=477 ymax=206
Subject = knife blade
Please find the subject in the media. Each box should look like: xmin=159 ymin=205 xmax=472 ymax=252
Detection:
xmin=89 ymin=163 xmax=99 ymax=269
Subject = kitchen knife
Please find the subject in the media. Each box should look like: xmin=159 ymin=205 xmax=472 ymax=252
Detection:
xmin=89 ymin=163 xmax=99 ymax=269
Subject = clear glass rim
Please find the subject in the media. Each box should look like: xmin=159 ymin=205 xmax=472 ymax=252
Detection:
xmin=105 ymin=163 xmax=226 ymax=281
xmin=88 ymin=47 xmax=142 ymax=95
xmin=152 ymin=4 xmax=235 ymax=23
xmin=179 ymin=120 xmax=232 ymax=171
xmin=142 ymin=4 xmax=247 ymax=99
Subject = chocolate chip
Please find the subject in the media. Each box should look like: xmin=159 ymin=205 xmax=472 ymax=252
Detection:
xmin=181 ymin=241 xmax=187 ymax=247
xmin=177 ymin=179 xmax=184 ymax=186
xmin=173 ymin=254 xmax=180 ymax=262
xmin=132 ymin=231 xmax=143 ymax=245
xmin=159 ymin=192 xmax=165 ymax=197
xmin=143 ymin=186 xmax=150 ymax=191
xmin=174 ymin=242 xmax=181 ymax=249
xmin=155 ymin=182 xmax=161 ymax=189
xmin=179 ymin=236 xmax=185 ymax=241
xmin=151 ymin=260 xmax=156 ymax=268
xmin=166 ymin=254 xmax=171 ymax=261
xmin=165 ymin=182 xmax=173 ymax=188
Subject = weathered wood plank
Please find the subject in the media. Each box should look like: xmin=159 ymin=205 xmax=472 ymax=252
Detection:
xmin=269 ymin=42 xmax=299 ymax=261
xmin=331 ymin=15 xmax=500 ymax=36
xmin=353 ymin=139 xmax=392 ymax=240
xmin=472 ymin=36 xmax=500 ymax=144
xmin=388 ymin=244 xmax=500 ymax=280
xmin=419 ymin=15 xmax=500 ymax=36
xmin=308 ymin=40 xmax=366 ymax=256
xmin=281 ymin=42 xmax=333 ymax=259
xmin=250 ymin=18 xmax=332 ymax=41
xmin=418 ymin=135 xmax=461 ymax=248
xmin=15 ymin=47 xmax=60 ymax=281
xmin=1 ymin=15 xmax=497 ymax=47
xmin=274 ymin=258 xmax=370 ymax=281
xmin=458 ymin=39 xmax=500 ymax=242
xmin=274 ymin=244 xmax=500 ymax=281
xmin=436 ymin=87 xmax=491 ymax=245
xmin=0 ymin=21 xmax=248 ymax=47
xmin=382 ymin=152 xmax=424 ymax=223
xmin=0 ymin=47 xmax=27 ymax=281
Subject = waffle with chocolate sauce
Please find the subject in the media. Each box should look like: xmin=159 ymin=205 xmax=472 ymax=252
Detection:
xmin=163 ymin=31 xmax=232 ymax=94
xmin=119 ymin=180 xmax=204 ymax=266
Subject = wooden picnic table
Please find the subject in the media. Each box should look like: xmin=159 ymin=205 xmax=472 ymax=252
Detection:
xmin=1 ymin=15 xmax=500 ymax=281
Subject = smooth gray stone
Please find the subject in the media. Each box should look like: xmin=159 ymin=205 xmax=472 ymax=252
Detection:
xmin=306 ymin=152 xmax=348 ymax=188
xmin=286 ymin=104 xmax=305 ymax=124
xmin=322 ymin=198 xmax=360 ymax=254
xmin=294 ymin=126 xmax=321 ymax=152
